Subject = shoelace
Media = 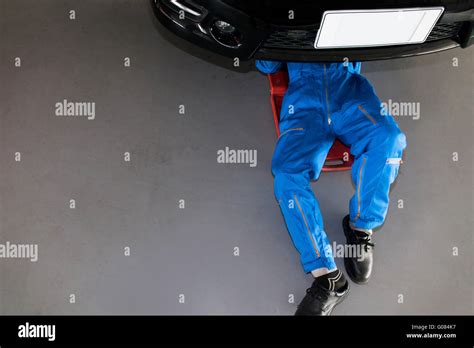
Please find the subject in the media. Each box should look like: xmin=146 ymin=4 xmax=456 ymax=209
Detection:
xmin=306 ymin=284 xmax=329 ymax=302
xmin=357 ymin=236 xmax=375 ymax=252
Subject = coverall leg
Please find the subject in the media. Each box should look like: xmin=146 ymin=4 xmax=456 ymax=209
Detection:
xmin=330 ymin=71 xmax=407 ymax=232
xmin=271 ymin=66 xmax=338 ymax=273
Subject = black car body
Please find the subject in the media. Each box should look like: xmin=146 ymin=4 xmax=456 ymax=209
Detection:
xmin=151 ymin=0 xmax=473 ymax=61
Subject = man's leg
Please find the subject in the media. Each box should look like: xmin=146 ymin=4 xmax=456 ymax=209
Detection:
xmin=272 ymin=126 xmax=335 ymax=274
xmin=334 ymin=73 xmax=407 ymax=283
xmin=272 ymin=124 xmax=350 ymax=315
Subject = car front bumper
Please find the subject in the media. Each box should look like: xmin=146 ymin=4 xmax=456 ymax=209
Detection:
xmin=151 ymin=0 xmax=474 ymax=61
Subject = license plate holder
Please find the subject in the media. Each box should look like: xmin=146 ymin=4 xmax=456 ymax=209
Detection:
xmin=314 ymin=7 xmax=444 ymax=49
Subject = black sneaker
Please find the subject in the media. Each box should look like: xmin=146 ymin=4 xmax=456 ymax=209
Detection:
xmin=295 ymin=279 xmax=350 ymax=316
xmin=343 ymin=215 xmax=375 ymax=284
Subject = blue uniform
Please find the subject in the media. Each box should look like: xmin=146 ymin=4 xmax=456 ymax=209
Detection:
xmin=257 ymin=60 xmax=406 ymax=273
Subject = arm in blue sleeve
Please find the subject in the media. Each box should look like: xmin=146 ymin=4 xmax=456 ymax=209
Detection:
xmin=255 ymin=60 xmax=283 ymax=74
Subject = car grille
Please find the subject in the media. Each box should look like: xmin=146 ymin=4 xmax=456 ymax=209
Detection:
xmin=262 ymin=22 xmax=463 ymax=50
xmin=426 ymin=22 xmax=463 ymax=41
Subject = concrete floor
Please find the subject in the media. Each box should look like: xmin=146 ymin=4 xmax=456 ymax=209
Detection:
xmin=0 ymin=0 xmax=472 ymax=315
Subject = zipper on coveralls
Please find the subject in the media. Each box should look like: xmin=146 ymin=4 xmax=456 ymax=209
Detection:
xmin=278 ymin=127 xmax=304 ymax=139
xmin=358 ymin=105 xmax=377 ymax=125
xmin=293 ymin=194 xmax=321 ymax=258
xmin=323 ymin=64 xmax=332 ymax=125
xmin=354 ymin=157 xmax=367 ymax=222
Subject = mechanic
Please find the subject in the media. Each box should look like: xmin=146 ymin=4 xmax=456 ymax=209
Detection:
xmin=256 ymin=60 xmax=407 ymax=315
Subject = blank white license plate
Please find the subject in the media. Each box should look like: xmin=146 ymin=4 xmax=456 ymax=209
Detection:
xmin=314 ymin=7 xmax=444 ymax=49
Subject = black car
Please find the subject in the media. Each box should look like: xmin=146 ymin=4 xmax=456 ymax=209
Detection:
xmin=151 ymin=0 xmax=473 ymax=61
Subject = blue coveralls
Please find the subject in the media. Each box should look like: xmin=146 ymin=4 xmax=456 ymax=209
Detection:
xmin=257 ymin=60 xmax=406 ymax=273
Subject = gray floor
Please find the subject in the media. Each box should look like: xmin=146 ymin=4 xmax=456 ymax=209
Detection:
xmin=0 ymin=0 xmax=473 ymax=315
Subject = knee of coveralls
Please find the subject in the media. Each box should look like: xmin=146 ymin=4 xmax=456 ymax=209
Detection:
xmin=350 ymin=123 xmax=407 ymax=231
xmin=272 ymin=132 xmax=337 ymax=273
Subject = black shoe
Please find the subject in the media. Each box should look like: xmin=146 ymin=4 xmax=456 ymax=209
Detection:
xmin=295 ymin=279 xmax=350 ymax=316
xmin=343 ymin=215 xmax=375 ymax=284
